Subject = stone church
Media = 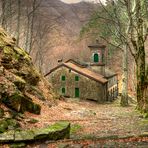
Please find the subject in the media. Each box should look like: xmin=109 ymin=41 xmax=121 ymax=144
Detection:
xmin=45 ymin=42 xmax=118 ymax=102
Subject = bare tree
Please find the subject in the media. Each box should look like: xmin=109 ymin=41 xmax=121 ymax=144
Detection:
xmin=25 ymin=0 xmax=41 ymax=53
xmin=16 ymin=0 xmax=21 ymax=45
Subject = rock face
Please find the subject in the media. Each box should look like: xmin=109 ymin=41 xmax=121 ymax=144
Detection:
xmin=0 ymin=27 xmax=54 ymax=115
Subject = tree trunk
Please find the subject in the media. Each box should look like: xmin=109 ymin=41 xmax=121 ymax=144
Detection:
xmin=120 ymin=44 xmax=128 ymax=106
xmin=1 ymin=0 xmax=6 ymax=29
xmin=28 ymin=0 xmax=36 ymax=54
xmin=7 ymin=0 xmax=12 ymax=33
xmin=136 ymin=48 xmax=148 ymax=112
xmin=16 ymin=0 xmax=21 ymax=45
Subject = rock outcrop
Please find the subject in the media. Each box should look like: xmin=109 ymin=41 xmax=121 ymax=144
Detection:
xmin=0 ymin=121 xmax=70 ymax=143
xmin=0 ymin=27 xmax=54 ymax=116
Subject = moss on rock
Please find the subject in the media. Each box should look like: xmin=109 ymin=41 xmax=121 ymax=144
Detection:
xmin=2 ymin=91 xmax=41 ymax=115
xmin=0 ymin=120 xmax=8 ymax=133
xmin=2 ymin=92 xmax=23 ymax=112
xmin=0 ymin=121 xmax=70 ymax=143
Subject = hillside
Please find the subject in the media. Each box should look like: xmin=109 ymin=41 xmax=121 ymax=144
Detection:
xmin=0 ymin=27 xmax=56 ymax=134
xmin=12 ymin=0 xmax=98 ymax=74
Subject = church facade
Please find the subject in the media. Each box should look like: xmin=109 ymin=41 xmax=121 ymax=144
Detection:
xmin=45 ymin=42 xmax=118 ymax=102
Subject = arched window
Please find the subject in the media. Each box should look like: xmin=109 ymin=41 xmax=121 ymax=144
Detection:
xmin=93 ymin=53 xmax=99 ymax=63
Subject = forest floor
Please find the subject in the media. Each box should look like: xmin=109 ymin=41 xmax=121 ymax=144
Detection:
xmin=24 ymin=97 xmax=148 ymax=148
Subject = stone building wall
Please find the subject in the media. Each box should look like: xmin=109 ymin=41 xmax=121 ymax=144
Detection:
xmin=49 ymin=66 xmax=107 ymax=102
xmin=107 ymin=76 xmax=118 ymax=101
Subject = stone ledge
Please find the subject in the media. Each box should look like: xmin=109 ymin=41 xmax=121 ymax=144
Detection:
xmin=0 ymin=121 xmax=70 ymax=143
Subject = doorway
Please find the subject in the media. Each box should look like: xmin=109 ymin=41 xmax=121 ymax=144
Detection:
xmin=75 ymin=88 xmax=79 ymax=98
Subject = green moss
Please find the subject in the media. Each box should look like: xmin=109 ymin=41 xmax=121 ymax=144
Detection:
xmin=139 ymin=119 xmax=148 ymax=125
xmin=70 ymin=124 xmax=82 ymax=134
xmin=0 ymin=121 xmax=70 ymax=143
xmin=14 ymin=47 xmax=31 ymax=61
xmin=2 ymin=92 xmax=22 ymax=112
xmin=0 ymin=38 xmax=8 ymax=47
xmin=6 ymin=119 xmax=20 ymax=130
xmin=13 ymin=75 xmax=26 ymax=91
xmin=3 ymin=46 xmax=13 ymax=54
xmin=15 ymin=130 xmax=35 ymax=141
xmin=0 ymin=120 xmax=8 ymax=133
xmin=143 ymin=113 xmax=148 ymax=118
xmin=47 ymin=121 xmax=70 ymax=131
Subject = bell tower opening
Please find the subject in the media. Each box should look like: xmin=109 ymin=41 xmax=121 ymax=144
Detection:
xmin=93 ymin=53 xmax=99 ymax=63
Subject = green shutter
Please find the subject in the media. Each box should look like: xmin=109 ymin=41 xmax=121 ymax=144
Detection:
xmin=62 ymin=87 xmax=65 ymax=94
xmin=61 ymin=75 xmax=65 ymax=81
xmin=94 ymin=53 xmax=99 ymax=62
xmin=75 ymin=88 xmax=79 ymax=97
xmin=75 ymin=76 xmax=79 ymax=81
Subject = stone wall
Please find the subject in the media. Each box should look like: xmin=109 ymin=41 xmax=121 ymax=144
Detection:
xmin=107 ymin=76 xmax=118 ymax=101
xmin=49 ymin=66 xmax=107 ymax=102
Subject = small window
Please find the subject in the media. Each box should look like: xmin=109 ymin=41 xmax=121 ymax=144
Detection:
xmin=61 ymin=75 xmax=65 ymax=81
xmin=62 ymin=87 xmax=65 ymax=94
xmin=75 ymin=75 xmax=79 ymax=81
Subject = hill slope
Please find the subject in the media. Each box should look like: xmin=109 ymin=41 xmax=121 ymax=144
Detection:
xmin=0 ymin=27 xmax=55 ymax=132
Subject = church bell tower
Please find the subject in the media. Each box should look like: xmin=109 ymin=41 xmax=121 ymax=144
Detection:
xmin=88 ymin=40 xmax=106 ymax=75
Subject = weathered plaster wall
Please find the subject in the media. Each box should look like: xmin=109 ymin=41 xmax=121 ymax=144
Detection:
xmin=49 ymin=66 xmax=107 ymax=102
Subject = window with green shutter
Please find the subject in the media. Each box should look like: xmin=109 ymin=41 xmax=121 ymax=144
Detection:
xmin=75 ymin=75 xmax=79 ymax=81
xmin=61 ymin=75 xmax=65 ymax=81
xmin=94 ymin=53 xmax=99 ymax=62
xmin=62 ymin=87 xmax=65 ymax=94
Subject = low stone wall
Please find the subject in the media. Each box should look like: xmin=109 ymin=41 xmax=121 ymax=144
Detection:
xmin=0 ymin=121 xmax=70 ymax=143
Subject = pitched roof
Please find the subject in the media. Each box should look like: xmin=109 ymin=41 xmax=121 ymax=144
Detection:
xmin=45 ymin=60 xmax=108 ymax=84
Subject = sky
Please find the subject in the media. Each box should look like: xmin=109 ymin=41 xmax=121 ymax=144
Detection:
xmin=61 ymin=0 xmax=106 ymax=4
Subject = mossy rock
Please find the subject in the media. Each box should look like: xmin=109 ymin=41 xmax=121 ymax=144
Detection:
xmin=0 ymin=121 xmax=70 ymax=143
xmin=33 ymin=121 xmax=70 ymax=140
xmin=21 ymin=96 xmax=41 ymax=115
xmin=15 ymin=130 xmax=35 ymax=141
xmin=3 ymin=46 xmax=13 ymax=55
xmin=0 ymin=108 xmax=4 ymax=118
xmin=17 ymin=67 xmax=40 ymax=86
xmin=0 ymin=120 xmax=8 ymax=133
xmin=6 ymin=119 xmax=20 ymax=130
xmin=1 ymin=55 xmax=13 ymax=69
xmin=13 ymin=76 xmax=26 ymax=91
xmin=14 ymin=46 xmax=31 ymax=62
xmin=2 ymin=92 xmax=41 ymax=115
xmin=0 ymin=130 xmax=14 ymax=142
xmin=2 ymin=92 xmax=23 ymax=112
